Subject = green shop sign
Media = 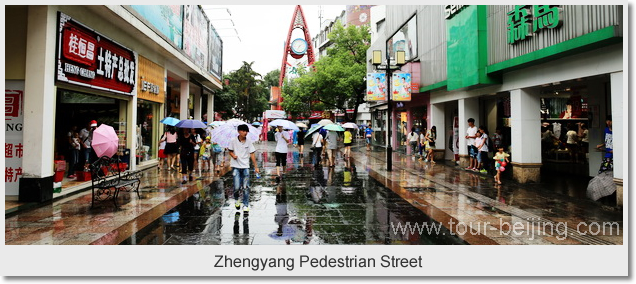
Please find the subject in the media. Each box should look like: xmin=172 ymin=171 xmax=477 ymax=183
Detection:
xmin=507 ymin=5 xmax=563 ymax=44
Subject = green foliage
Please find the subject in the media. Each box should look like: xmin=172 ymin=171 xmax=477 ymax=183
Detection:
xmin=263 ymin=69 xmax=280 ymax=87
xmin=281 ymin=22 xmax=370 ymax=117
xmin=214 ymin=61 xmax=270 ymax=121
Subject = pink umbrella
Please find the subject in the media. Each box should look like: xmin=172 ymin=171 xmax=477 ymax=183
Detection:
xmin=91 ymin=124 xmax=119 ymax=158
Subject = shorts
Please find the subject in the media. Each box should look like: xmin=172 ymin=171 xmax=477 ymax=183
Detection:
xmin=164 ymin=143 xmax=178 ymax=155
xmin=297 ymin=139 xmax=305 ymax=146
xmin=468 ymin=145 xmax=478 ymax=158
xmin=344 ymin=143 xmax=352 ymax=147
xmin=275 ymin=152 xmax=287 ymax=167
xmin=327 ymin=149 xmax=336 ymax=160
xmin=202 ymin=155 xmax=210 ymax=161
xmin=366 ymin=138 xmax=371 ymax=144
xmin=158 ymin=149 xmax=166 ymax=159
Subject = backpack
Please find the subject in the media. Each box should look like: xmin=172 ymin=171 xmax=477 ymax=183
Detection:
xmin=212 ymin=143 xmax=222 ymax=153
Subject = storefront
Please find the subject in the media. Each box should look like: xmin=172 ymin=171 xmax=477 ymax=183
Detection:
xmin=136 ymin=56 xmax=165 ymax=165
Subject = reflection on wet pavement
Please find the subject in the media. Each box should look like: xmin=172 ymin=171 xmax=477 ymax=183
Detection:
xmin=121 ymin=151 xmax=466 ymax=245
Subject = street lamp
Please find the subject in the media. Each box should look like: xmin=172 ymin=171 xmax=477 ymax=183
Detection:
xmin=372 ymin=49 xmax=405 ymax=171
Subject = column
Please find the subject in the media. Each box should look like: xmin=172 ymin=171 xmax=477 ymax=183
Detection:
xmin=19 ymin=6 xmax=57 ymax=202
xmin=193 ymin=90 xmax=202 ymax=121
xmin=180 ymin=81 xmax=189 ymax=120
xmin=207 ymin=93 xmax=215 ymax=123
xmin=126 ymin=99 xmax=137 ymax=170
xmin=458 ymin=97 xmax=479 ymax=167
xmin=431 ymin=103 xmax=446 ymax=161
xmin=510 ymin=88 xmax=541 ymax=183
xmin=610 ymin=72 xmax=623 ymax=206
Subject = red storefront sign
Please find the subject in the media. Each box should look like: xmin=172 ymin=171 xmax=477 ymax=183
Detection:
xmin=56 ymin=12 xmax=137 ymax=95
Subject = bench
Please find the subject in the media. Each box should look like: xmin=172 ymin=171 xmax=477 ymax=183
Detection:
xmin=89 ymin=156 xmax=141 ymax=208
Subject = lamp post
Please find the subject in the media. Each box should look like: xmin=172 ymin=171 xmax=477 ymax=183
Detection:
xmin=372 ymin=49 xmax=405 ymax=171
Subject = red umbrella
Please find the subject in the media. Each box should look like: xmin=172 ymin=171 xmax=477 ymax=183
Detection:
xmin=91 ymin=124 xmax=119 ymax=158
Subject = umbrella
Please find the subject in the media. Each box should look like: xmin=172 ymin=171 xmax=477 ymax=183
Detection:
xmin=91 ymin=124 xmax=119 ymax=158
xmin=359 ymin=124 xmax=368 ymax=128
xmin=210 ymin=121 xmax=259 ymax=148
xmin=268 ymin=224 xmax=297 ymax=241
xmin=586 ymin=171 xmax=616 ymax=201
xmin=162 ymin=211 xmax=180 ymax=223
xmin=160 ymin=117 xmax=180 ymax=126
xmin=269 ymin=119 xmax=299 ymax=131
xmin=342 ymin=122 xmax=358 ymax=129
xmin=175 ymin=119 xmax=207 ymax=129
xmin=323 ymin=124 xmax=345 ymax=131
xmin=210 ymin=121 xmax=226 ymax=127
xmin=304 ymin=125 xmax=323 ymax=139
xmin=295 ymin=122 xmax=308 ymax=128
xmin=318 ymin=119 xmax=334 ymax=126
xmin=252 ymin=121 xmax=262 ymax=126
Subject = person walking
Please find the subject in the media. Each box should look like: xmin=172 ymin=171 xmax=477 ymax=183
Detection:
xmin=228 ymin=124 xmax=260 ymax=213
xmin=343 ymin=128 xmax=353 ymax=159
xmin=157 ymin=136 xmax=167 ymax=170
xmin=161 ymin=127 xmax=179 ymax=171
xmin=578 ymin=122 xmax=589 ymax=163
xmin=199 ymin=136 xmax=212 ymax=172
xmin=177 ymin=128 xmax=197 ymax=184
xmin=596 ymin=116 xmax=613 ymax=173
xmin=365 ymin=125 xmax=373 ymax=151
xmin=326 ymin=130 xmax=340 ymax=167
xmin=465 ymin=118 xmax=478 ymax=171
xmin=424 ymin=126 xmax=437 ymax=163
xmin=211 ymin=140 xmax=224 ymax=174
xmin=311 ymin=131 xmax=324 ymax=167
xmin=493 ymin=146 xmax=510 ymax=185
xmin=191 ymin=128 xmax=203 ymax=173
xmin=407 ymin=127 xmax=419 ymax=160
xmin=297 ymin=127 xmax=306 ymax=156
xmin=275 ymin=125 xmax=290 ymax=179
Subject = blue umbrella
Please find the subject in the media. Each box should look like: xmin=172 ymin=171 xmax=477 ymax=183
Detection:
xmin=162 ymin=211 xmax=180 ymax=223
xmin=160 ymin=117 xmax=180 ymax=126
xmin=175 ymin=119 xmax=207 ymax=129
xmin=252 ymin=122 xmax=262 ymax=126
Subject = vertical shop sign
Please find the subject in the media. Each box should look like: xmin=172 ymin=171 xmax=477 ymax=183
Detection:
xmin=366 ymin=73 xmax=387 ymax=101
xmin=56 ymin=12 xmax=137 ymax=95
xmin=5 ymin=82 xmax=25 ymax=196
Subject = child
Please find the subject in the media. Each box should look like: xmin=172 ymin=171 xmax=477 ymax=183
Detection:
xmin=493 ymin=146 xmax=510 ymax=185
xmin=212 ymin=141 xmax=224 ymax=174
xmin=158 ymin=137 xmax=166 ymax=170
xmin=228 ymin=124 xmax=260 ymax=213
xmin=199 ymin=136 xmax=212 ymax=172
xmin=473 ymin=131 xmax=484 ymax=172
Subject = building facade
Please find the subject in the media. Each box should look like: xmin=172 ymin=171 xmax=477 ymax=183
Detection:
xmin=5 ymin=5 xmax=223 ymax=201
xmin=367 ymin=5 xmax=624 ymax=204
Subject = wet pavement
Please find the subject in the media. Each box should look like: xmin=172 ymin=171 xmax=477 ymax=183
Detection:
xmin=5 ymin=141 xmax=623 ymax=245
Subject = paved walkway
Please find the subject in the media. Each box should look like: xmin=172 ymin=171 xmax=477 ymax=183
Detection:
xmin=5 ymin=141 xmax=622 ymax=245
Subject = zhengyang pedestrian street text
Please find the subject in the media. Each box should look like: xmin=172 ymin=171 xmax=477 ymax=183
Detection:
xmin=213 ymin=255 xmax=423 ymax=271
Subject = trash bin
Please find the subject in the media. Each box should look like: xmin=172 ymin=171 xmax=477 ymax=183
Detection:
xmin=53 ymin=160 xmax=66 ymax=182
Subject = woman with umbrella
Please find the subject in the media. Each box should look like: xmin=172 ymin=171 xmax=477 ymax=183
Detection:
xmin=160 ymin=126 xmax=179 ymax=171
xmin=177 ymin=128 xmax=197 ymax=184
xmin=275 ymin=125 xmax=291 ymax=179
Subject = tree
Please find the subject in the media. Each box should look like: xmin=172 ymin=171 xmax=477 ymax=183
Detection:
xmin=281 ymin=22 xmax=370 ymax=121
xmin=214 ymin=61 xmax=269 ymax=121
xmin=263 ymin=69 xmax=280 ymax=87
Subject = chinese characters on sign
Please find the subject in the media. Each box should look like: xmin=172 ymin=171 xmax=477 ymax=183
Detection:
xmin=5 ymin=84 xmax=24 ymax=195
xmin=507 ymin=5 xmax=562 ymax=45
xmin=56 ymin=12 xmax=137 ymax=95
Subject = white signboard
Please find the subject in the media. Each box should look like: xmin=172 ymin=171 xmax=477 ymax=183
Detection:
xmin=5 ymin=81 xmax=25 ymax=196
xmin=264 ymin=110 xmax=286 ymax=119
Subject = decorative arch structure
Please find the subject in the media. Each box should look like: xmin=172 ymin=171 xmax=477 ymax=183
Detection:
xmin=277 ymin=5 xmax=315 ymax=110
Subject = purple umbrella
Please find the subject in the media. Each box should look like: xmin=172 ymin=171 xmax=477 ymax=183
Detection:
xmin=175 ymin=119 xmax=207 ymax=129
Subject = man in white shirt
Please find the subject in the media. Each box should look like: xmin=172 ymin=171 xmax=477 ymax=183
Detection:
xmin=274 ymin=126 xmax=290 ymax=179
xmin=464 ymin=118 xmax=478 ymax=170
xmin=228 ymin=124 xmax=260 ymax=213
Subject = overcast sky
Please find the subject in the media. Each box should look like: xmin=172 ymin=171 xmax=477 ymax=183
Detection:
xmin=203 ymin=5 xmax=347 ymax=76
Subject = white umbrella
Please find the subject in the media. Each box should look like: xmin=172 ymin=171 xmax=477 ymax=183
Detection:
xmin=342 ymin=122 xmax=358 ymax=129
xmin=318 ymin=119 xmax=334 ymax=126
xmin=295 ymin=122 xmax=308 ymax=128
xmin=210 ymin=121 xmax=260 ymax=148
xmin=269 ymin=119 xmax=300 ymax=131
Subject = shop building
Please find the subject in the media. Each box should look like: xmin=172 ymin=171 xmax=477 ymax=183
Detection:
xmin=367 ymin=5 xmax=624 ymax=204
xmin=5 ymin=5 xmax=223 ymax=202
